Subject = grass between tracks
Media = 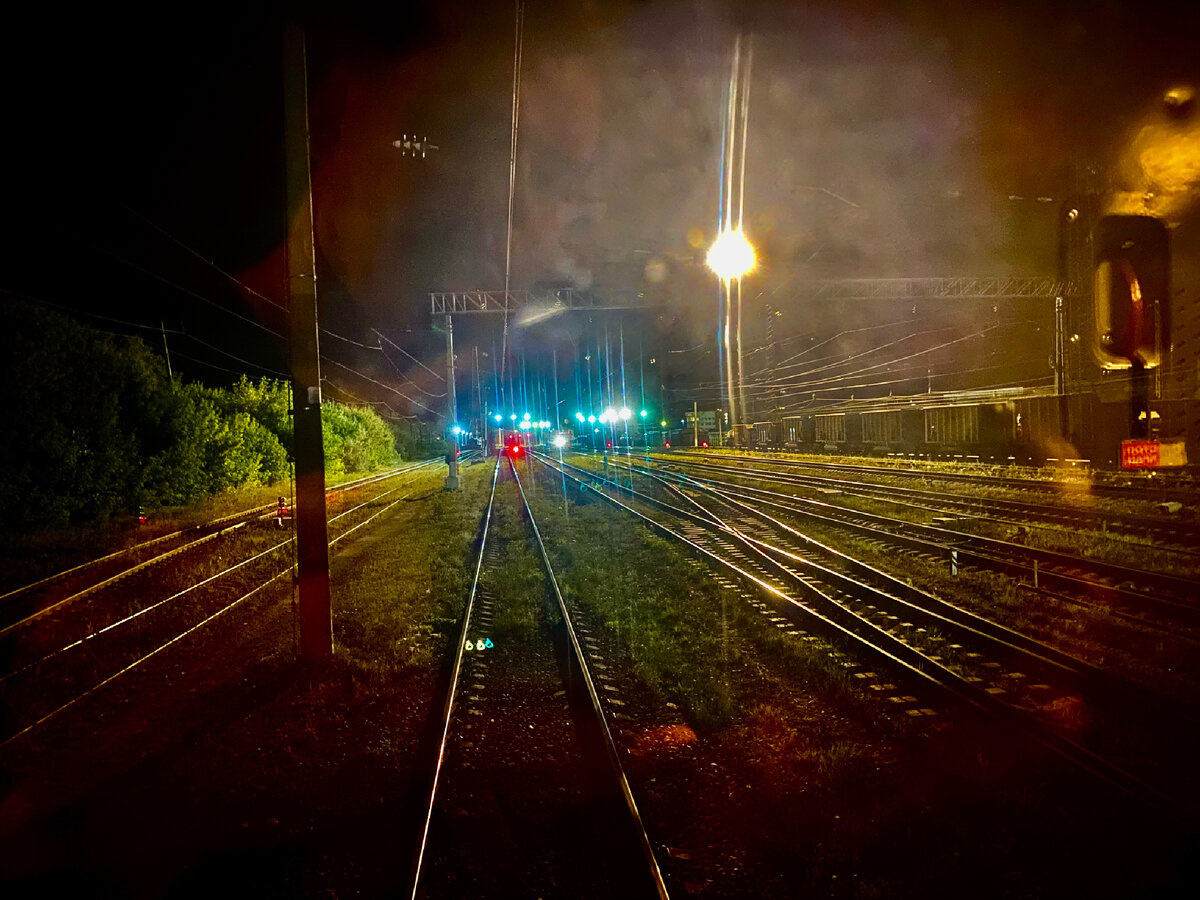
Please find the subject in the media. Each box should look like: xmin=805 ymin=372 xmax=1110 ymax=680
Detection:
xmin=331 ymin=463 xmax=491 ymax=676
xmin=520 ymin=462 xmax=881 ymax=738
xmin=0 ymin=461 xmax=439 ymax=597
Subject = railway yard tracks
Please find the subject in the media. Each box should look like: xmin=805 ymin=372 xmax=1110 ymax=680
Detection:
xmin=662 ymin=451 xmax=1200 ymax=551
xmin=4 ymin=446 xmax=1199 ymax=895
xmin=540 ymin=450 xmax=1200 ymax=813
xmin=0 ymin=458 xmax=449 ymax=745
xmin=410 ymin=454 xmax=668 ymax=899
xmin=646 ymin=452 xmax=1200 ymax=635
xmin=685 ymin=450 xmax=1200 ymax=505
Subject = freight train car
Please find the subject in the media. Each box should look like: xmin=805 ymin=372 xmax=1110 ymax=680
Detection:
xmin=780 ymin=415 xmax=814 ymax=448
xmin=922 ymin=403 xmax=1013 ymax=457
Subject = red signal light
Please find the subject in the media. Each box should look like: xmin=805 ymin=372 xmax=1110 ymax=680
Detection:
xmin=606 ymin=441 xmax=612 ymax=448
xmin=664 ymin=441 xmax=671 ymax=448
xmin=508 ymin=444 xmax=522 ymax=456
xmin=701 ymin=440 xmax=709 ymax=448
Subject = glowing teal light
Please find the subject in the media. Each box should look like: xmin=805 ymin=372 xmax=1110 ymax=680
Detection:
xmin=575 ymin=412 xmax=585 ymax=423
xmin=494 ymin=414 xmax=503 ymax=423
xmin=640 ymin=409 xmax=648 ymax=417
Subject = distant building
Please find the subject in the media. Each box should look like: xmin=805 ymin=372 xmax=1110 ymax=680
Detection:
xmin=685 ymin=409 xmax=724 ymax=431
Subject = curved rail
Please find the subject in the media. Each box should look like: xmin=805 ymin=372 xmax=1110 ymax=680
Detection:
xmin=536 ymin=451 xmax=1175 ymax=810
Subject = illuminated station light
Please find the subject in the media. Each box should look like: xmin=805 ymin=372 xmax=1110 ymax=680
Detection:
xmin=707 ymin=228 xmax=756 ymax=280
xmin=552 ymin=434 xmax=568 ymax=449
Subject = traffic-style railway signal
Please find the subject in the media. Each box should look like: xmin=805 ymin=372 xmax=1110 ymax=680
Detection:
xmin=1093 ymin=214 xmax=1171 ymax=369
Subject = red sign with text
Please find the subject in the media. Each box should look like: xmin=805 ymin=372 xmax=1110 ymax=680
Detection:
xmin=1121 ymin=439 xmax=1188 ymax=469
xmin=1121 ymin=440 xmax=1160 ymax=468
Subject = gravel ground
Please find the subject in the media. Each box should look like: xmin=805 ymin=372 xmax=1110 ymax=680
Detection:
xmin=2 ymin=461 xmax=1199 ymax=899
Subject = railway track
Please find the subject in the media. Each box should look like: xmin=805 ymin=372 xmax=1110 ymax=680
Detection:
xmin=0 ymin=459 xmax=447 ymax=634
xmin=409 ymin=454 xmax=668 ymax=899
xmin=656 ymin=452 xmax=1200 ymax=552
xmin=0 ymin=458 xmax=453 ymax=746
xmin=666 ymin=449 xmax=1200 ymax=507
xmin=539 ymin=451 xmax=1196 ymax=811
xmin=635 ymin=453 xmax=1200 ymax=631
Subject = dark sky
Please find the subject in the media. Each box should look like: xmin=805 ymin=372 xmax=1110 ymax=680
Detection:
xmin=3 ymin=0 xmax=1197 ymax=414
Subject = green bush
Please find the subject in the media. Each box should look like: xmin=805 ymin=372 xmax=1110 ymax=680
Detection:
xmin=1 ymin=298 xmax=400 ymax=529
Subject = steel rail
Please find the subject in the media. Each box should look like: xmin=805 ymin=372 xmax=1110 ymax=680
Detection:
xmin=0 ymin=457 xmax=446 ymax=612
xmin=665 ymin=449 xmax=1200 ymax=503
xmin=660 ymin=454 xmax=1200 ymax=552
xmin=511 ymin=457 xmax=671 ymax=900
xmin=407 ymin=453 xmax=501 ymax=900
xmin=566 ymin=454 xmax=1086 ymax=682
xmin=623 ymin=460 xmax=1103 ymax=682
xmin=624 ymin=462 xmax=1200 ymax=729
xmin=537 ymin=452 xmax=1175 ymax=809
xmin=0 ymin=470 xmax=438 ymax=743
xmin=648 ymin=457 xmax=1200 ymax=615
xmin=0 ymin=460 xmax=443 ymax=640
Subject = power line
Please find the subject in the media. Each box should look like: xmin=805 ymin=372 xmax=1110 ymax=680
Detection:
xmin=119 ymin=203 xmax=288 ymax=312
xmin=84 ymin=241 xmax=286 ymax=341
xmin=320 ymin=326 xmax=382 ymax=350
xmin=169 ymin=348 xmax=267 ymax=380
xmin=740 ymin=321 xmax=1040 ymax=394
xmin=179 ymin=331 xmax=289 ymax=380
xmin=379 ymin=345 xmax=447 ymax=397
xmin=320 ymin=356 xmax=437 ymax=415
xmin=372 ymin=329 xmax=444 ymax=381
xmin=1 ymin=287 xmax=186 ymax=335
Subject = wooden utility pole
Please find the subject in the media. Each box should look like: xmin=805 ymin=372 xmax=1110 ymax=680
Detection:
xmin=283 ymin=24 xmax=332 ymax=662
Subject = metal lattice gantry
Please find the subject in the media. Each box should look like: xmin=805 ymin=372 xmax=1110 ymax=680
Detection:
xmin=430 ymin=277 xmax=1074 ymax=316
xmin=800 ymin=276 xmax=1070 ymax=302
xmin=429 ymin=288 xmax=654 ymax=316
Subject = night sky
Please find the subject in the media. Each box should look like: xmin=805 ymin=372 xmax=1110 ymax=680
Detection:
xmin=3 ymin=1 xmax=1197 ymax=417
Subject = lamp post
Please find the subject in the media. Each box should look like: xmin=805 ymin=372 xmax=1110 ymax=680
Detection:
xmin=708 ymin=229 xmax=755 ymax=445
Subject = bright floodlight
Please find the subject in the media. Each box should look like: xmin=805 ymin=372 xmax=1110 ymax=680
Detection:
xmin=452 ymin=425 xmax=461 ymax=435
xmin=494 ymin=414 xmax=503 ymax=422
xmin=640 ymin=409 xmax=647 ymax=418
xmin=575 ymin=411 xmax=585 ymax=422
xmin=604 ymin=407 xmax=617 ymax=423
xmin=587 ymin=414 xmax=597 ymax=424
xmin=707 ymin=229 xmax=756 ymax=280
xmin=552 ymin=434 xmax=567 ymax=449
xmin=523 ymin=412 xmax=531 ymax=421
xmin=510 ymin=414 xmax=517 ymax=420
xmin=619 ymin=407 xmax=631 ymax=421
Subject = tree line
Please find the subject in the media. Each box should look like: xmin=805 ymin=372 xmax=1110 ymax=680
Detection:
xmin=1 ymin=299 xmax=435 ymax=529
